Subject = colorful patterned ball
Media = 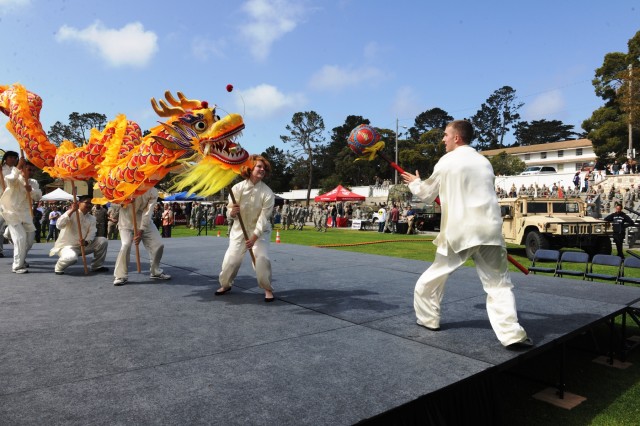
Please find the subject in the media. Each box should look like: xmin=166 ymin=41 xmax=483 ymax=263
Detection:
xmin=347 ymin=124 xmax=380 ymax=156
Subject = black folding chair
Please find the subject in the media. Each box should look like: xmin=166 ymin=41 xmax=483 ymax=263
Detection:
xmin=585 ymin=254 xmax=622 ymax=283
xmin=528 ymin=249 xmax=560 ymax=275
xmin=618 ymin=256 xmax=640 ymax=285
xmin=555 ymin=251 xmax=589 ymax=279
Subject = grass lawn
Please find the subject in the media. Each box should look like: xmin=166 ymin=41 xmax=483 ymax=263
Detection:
xmin=172 ymin=223 xmax=640 ymax=425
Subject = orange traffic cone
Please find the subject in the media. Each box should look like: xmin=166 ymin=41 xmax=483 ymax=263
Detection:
xmin=276 ymin=231 xmax=281 ymax=243
xmin=217 ymin=230 xmax=221 ymax=237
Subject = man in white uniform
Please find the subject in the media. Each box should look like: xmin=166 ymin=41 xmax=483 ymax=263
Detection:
xmin=0 ymin=150 xmax=20 ymax=258
xmin=49 ymin=195 xmax=109 ymax=275
xmin=113 ymin=187 xmax=170 ymax=286
xmin=401 ymin=120 xmax=531 ymax=348
xmin=0 ymin=159 xmax=42 ymax=273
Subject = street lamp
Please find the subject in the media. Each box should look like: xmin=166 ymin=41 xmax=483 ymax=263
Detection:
xmin=395 ymin=119 xmax=408 ymax=184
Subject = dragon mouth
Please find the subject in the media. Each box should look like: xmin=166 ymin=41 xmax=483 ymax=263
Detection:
xmin=199 ymin=114 xmax=249 ymax=165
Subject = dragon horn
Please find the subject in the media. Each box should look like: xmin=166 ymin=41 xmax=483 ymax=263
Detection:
xmin=150 ymin=98 xmax=184 ymax=117
xmin=165 ymin=91 xmax=202 ymax=110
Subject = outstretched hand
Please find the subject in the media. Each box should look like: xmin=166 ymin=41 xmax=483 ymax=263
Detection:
xmin=401 ymin=170 xmax=421 ymax=184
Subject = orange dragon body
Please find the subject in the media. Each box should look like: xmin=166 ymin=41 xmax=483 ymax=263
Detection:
xmin=0 ymin=84 xmax=251 ymax=205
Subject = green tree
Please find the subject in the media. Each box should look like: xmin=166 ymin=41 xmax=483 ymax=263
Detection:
xmin=262 ymin=145 xmax=293 ymax=193
xmin=513 ymin=119 xmax=580 ymax=145
xmin=470 ymin=86 xmax=523 ymax=149
xmin=408 ymin=108 xmax=453 ymax=141
xmin=400 ymin=128 xmax=446 ymax=176
xmin=47 ymin=112 xmax=107 ymax=146
xmin=488 ymin=151 xmax=526 ymax=176
xmin=280 ymin=111 xmax=326 ymax=205
xmin=585 ymin=31 xmax=640 ymax=163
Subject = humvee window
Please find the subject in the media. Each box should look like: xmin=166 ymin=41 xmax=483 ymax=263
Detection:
xmin=552 ymin=202 xmax=580 ymax=214
xmin=527 ymin=202 xmax=547 ymax=214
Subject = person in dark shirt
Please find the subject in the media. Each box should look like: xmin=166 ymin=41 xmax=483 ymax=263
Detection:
xmin=604 ymin=203 xmax=634 ymax=258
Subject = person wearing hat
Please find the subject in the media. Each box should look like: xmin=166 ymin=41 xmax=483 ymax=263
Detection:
xmin=0 ymin=150 xmax=20 ymax=258
xmin=49 ymin=195 xmax=109 ymax=275
xmin=0 ymin=157 xmax=42 ymax=273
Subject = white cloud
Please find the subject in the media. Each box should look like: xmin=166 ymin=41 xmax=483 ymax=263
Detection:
xmin=237 ymin=84 xmax=306 ymax=119
xmin=525 ymin=90 xmax=566 ymax=120
xmin=240 ymin=0 xmax=308 ymax=61
xmin=191 ymin=36 xmax=226 ymax=61
xmin=391 ymin=86 xmax=422 ymax=119
xmin=0 ymin=0 xmax=29 ymax=8
xmin=55 ymin=21 xmax=158 ymax=68
xmin=308 ymin=65 xmax=385 ymax=91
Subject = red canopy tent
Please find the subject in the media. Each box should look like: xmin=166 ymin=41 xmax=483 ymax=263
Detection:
xmin=314 ymin=185 xmax=365 ymax=202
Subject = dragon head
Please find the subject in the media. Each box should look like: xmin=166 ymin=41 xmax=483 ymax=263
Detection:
xmin=149 ymin=91 xmax=250 ymax=167
xmin=149 ymin=91 xmax=252 ymax=196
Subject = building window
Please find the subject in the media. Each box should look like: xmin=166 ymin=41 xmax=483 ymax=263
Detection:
xmin=558 ymin=150 xmax=564 ymax=158
xmin=524 ymin=153 xmax=530 ymax=160
xmin=557 ymin=164 xmax=563 ymax=171
xmin=541 ymin=152 xmax=547 ymax=159
xmin=576 ymin=163 xmax=582 ymax=171
xmin=576 ymin=148 xmax=583 ymax=156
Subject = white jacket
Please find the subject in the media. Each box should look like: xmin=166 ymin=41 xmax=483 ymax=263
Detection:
xmin=50 ymin=209 xmax=97 ymax=256
xmin=0 ymin=166 xmax=42 ymax=227
xmin=227 ymin=179 xmax=274 ymax=239
xmin=117 ymin=187 xmax=158 ymax=231
xmin=408 ymin=145 xmax=504 ymax=255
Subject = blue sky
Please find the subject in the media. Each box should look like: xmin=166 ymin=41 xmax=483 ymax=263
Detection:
xmin=1 ymin=0 xmax=638 ymax=157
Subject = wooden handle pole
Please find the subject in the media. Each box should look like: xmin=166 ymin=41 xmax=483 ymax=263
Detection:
xmin=227 ymin=186 xmax=256 ymax=266
xmin=71 ymin=182 xmax=89 ymax=275
xmin=131 ymin=199 xmax=142 ymax=273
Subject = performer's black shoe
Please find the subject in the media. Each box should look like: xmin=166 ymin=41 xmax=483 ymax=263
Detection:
xmin=506 ymin=337 xmax=534 ymax=350
xmin=416 ymin=320 xmax=440 ymax=331
xmin=91 ymin=266 xmax=109 ymax=273
xmin=264 ymin=297 xmax=275 ymax=303
xmin=215 ymin=287 xmax=232 ymax=296
xmin=55 ymin=271 xmax=64 ymax=275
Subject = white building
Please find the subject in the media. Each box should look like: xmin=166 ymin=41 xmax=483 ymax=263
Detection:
xmin=480 ymin=139 xmax=596 ymax=172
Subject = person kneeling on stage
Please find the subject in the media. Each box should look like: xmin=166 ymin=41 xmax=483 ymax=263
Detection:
xmin=50 ymin=195 xmax=109 ymax=275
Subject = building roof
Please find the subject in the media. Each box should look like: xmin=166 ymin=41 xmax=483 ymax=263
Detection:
xmin=480 ymin=139 xmax=592 ymax=156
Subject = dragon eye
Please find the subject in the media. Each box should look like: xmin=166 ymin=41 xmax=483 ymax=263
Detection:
xmin=194 ymin=121 xmax=207 ymax=132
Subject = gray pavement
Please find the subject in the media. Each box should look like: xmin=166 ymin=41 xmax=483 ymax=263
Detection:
xmin=1 ymin=237 xmax=640 ymax=425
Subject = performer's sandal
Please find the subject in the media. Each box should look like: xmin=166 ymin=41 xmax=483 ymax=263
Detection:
xmin=215 ymin=287 xmax=232 ymax=296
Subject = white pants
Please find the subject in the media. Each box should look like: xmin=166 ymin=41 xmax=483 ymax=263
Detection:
xmin=7 ymin=223 xmax=35 ymax=271
xmin=219 ymin=231 xmax=272 ymax=291
xmin=0 ymin=215 xmax=5 ymax=255
xmin=114 ymin=224 xmax=164 ymax=279
xmin=55 ymin=237 xmax=109 ymax=273
xmin=414 ymin=244 xmax=527 ymax=346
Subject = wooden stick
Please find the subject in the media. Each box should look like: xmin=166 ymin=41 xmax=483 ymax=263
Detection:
xmin=71 ymin=182 xmax=89 ymax=275
xmin=19 ymin=150 xmax=33 ymax=218
xmin=227 ymin=186 xmax=256 ymax=266
xmin=130 ymin=198 xmax=142 ymax=273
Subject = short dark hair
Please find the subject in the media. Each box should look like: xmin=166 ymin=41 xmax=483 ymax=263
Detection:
xmin=447 ymin=120 xmax=474 ymax=144
xmin=1 ymin=150 xmax=19 ymax=164
xmin=78 ymin=195 xmax=92 ymax=203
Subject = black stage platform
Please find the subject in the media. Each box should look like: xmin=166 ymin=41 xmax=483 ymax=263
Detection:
xmin=1 ymin=237 xmax=639 ymax=425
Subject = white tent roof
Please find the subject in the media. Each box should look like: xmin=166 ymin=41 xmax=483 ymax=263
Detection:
xmin=41 ymin=188 xmax=74 ymax=201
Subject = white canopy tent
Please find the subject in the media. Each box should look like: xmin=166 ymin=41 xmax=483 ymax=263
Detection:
xmin=40 ymin=188 xmax=74 ymax=201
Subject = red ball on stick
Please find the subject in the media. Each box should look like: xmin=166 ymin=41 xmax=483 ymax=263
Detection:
xmin=347 ymin=124 xmax=380 ymax=156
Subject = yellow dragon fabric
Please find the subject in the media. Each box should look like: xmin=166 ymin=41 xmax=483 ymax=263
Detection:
xmin=0 ymin=84 xmax=251 ymax=205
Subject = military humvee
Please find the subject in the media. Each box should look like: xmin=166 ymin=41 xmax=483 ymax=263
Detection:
xmin=499 ymin=196 xmax=613 ymax=260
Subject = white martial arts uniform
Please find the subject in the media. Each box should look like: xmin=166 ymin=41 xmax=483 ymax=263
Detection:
xmin=408 ymin=145 xmax=528 ymax=346
xmin=0 ymin=164 xmax=10 ymax=257
xmin=0 ymin=166 xmax=42 ymax=272
xmin=50 ymin=208 xmax=108 ymax=273
xmin=219 ymin=179 xmax=275 ymax=290
xmin=114 ymin=188 xmax=165 ymax=280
